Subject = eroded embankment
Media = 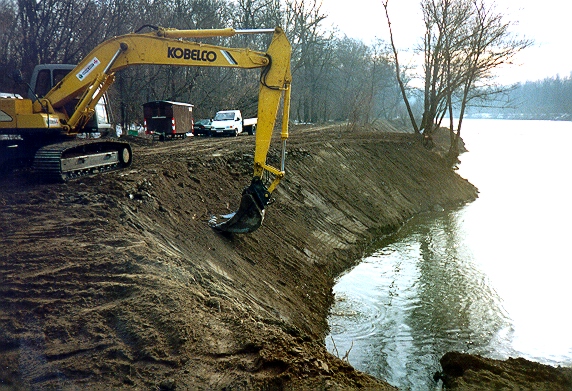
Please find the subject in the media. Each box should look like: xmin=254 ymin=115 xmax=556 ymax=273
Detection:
xmin=1 ymin=126 xmax=479 ymax=389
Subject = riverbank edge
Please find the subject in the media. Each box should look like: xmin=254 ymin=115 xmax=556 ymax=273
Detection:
xmin=4 ymin=125 xmax=571 ymax=389
xmin=277 ymin=126 xmax=572 ymax=389
xmin=251 ymin=126 xmax=483 ymax=388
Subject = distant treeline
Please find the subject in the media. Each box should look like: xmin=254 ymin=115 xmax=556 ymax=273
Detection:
xmin=468 ymin=74 xmax=572 ymax=121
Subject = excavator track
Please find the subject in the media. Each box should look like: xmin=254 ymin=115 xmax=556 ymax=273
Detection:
xmin=33 ymin=139 xmax=133 ymax=181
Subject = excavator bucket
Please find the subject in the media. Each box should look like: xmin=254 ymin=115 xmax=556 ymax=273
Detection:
xmin=210 ymin=179 xmax=270 ymax=234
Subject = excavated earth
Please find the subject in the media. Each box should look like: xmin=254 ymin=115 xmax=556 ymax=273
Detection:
xmin=1 ymin=123 xmax=571 ymax=390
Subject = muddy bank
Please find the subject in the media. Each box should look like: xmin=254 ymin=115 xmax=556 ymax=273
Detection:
xmin=438 ymin=352 xmax=572 ymax=390
xmin=0 ymin=123 xmax=560 ymax=390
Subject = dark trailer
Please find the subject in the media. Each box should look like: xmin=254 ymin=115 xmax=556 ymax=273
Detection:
xmin=143 ymin=100 xmax=194 ymax=140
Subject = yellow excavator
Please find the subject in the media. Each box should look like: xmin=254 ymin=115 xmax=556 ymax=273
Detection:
xmin=0 ymin=26 xmax=292 ymax=233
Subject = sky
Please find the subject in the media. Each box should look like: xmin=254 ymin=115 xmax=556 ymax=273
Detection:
xmin=321 ymin=0 xmax=571 ymax=84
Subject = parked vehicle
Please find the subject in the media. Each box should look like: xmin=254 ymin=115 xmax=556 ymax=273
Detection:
xmin=193 ymin=118 xmax=212 ymax=136
xmin=210 ymin=110 xmax=257 ymax=136
xmin=143 ymin=100 xmax=194 ymax=140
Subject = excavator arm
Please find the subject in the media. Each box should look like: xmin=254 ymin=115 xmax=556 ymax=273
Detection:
xmin=209 ymin=29 xmax=292 ymax=233
xmin=41 ymin=26 xmax=292 ymax=233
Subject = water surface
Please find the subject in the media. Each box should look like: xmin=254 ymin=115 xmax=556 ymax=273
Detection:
xmin=326 ymin=119 xmax=572 ymax=389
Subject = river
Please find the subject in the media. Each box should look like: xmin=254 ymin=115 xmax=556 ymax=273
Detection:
xmin=326 ymin=119 xmax=572 ymax=390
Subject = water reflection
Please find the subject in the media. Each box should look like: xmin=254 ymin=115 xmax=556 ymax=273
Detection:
xmin=327 ymin=210 xmax=513 ymax=389
xmin=327 ymin=120 xmax=572 ymax=389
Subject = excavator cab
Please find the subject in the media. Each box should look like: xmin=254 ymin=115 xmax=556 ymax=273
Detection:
xmin=29 ymin=64 xmax=114 ymax=136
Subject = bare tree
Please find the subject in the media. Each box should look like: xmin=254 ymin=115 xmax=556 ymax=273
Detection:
xmin=0 ymin=0 xmax=20 ymax=92
xmin=0 ymin=0 xmax=400 ymax=127
xmin=16 ymin=0 xmax=108 ymax=73
xmin=383 ymin=0 xmax=419 ymax=133
xmin=329 ymin=37 xmax=393 ymax=129
xmin=448 ymin=0 xmax=531 ymax=158
xmin=281 ymin=0 xmax=331 ymax=123
xmin=384 ymin=0 xmax=531 ymax=159
xmin=419 ymin=0 xmax=472 ymax=137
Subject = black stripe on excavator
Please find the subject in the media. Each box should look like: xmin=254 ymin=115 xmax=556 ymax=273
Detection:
xmin=221 ymin=50 xmax=238 ymax=65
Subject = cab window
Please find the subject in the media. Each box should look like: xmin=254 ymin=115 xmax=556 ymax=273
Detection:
xmin=34 ymin=70 xmax=51 ymax=97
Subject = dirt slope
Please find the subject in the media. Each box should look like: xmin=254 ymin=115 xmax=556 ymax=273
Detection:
xmin=2 ymin=123 xmax=479 ymax=389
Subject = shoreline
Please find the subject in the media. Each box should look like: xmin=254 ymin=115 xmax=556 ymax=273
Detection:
xmin=2 ymin=124 xmax=569 ymax=389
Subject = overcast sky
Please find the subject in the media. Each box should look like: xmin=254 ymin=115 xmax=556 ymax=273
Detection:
xmin=321 ymin=0 xmax=571 ymax=84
